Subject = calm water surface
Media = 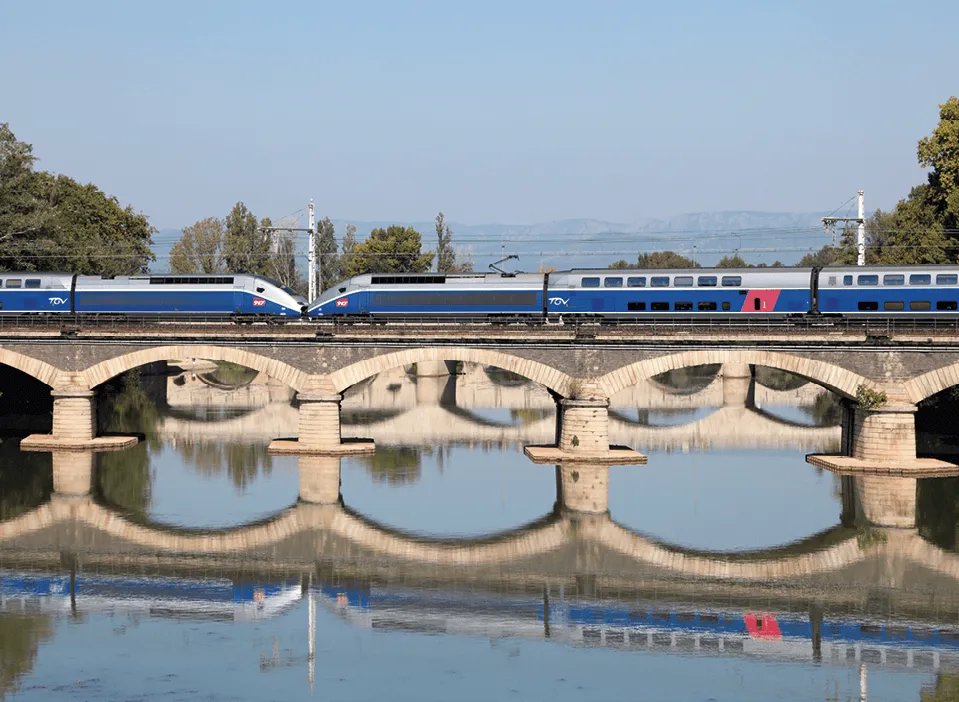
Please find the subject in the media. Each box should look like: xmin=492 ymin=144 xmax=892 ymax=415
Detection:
xmin=1 ymin=363 xmax=957 ymax=701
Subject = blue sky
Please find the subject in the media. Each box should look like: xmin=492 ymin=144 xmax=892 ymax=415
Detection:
xmin=1 ymin=0 xmax=957 ymax=230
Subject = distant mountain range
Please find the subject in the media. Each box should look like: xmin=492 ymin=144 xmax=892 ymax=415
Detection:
xmin=152 ymin=211 xmax=835 ymax=273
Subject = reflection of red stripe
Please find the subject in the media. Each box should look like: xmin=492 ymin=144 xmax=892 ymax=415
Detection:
xmin=741 ymin=289 xmax=781 ymax=312
xmin=744 ymin=612 xmax=782 ymax=639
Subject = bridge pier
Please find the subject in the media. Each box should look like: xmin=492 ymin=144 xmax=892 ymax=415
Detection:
xmin=807 ymin=404 xmax=956 ymax=477
xmin=21 ymin=387 xmax=138 ymax=451
xmin=555 ymin=463 xmax=609 ymax=513
xmin=269 ymin=391 xmax=375 ymax=456
xmin=52 ymin=451 xmax=95 ymax=498
xmin=298 ymin=455 xmax=342 ymax=504
xmin=526 ymin=389 xmax=646 ymax=466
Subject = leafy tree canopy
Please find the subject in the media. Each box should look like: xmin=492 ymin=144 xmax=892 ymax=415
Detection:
xmin=170 ymin=217 xmax=226 ymax=274
xmin=344 ymin=225 xmax=434 ymax=277
xmin=0 ymin=124 xmax=154 ymax=274
xmin=635 ymin=251 xmax=701 ymax=269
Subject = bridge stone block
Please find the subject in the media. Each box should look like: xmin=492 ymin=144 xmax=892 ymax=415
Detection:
xmin=269 ymin=391 xmax=374 ymax=456
xmin=21 ymin=387 xmax=138 ymax=452
xmin=559 ymin=398 xmax=610 ymax=454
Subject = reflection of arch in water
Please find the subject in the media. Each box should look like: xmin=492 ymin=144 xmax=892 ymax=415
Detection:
xmin=644 ymin=364 xmax=723 ymax=396
xmin=608 ymin=407 xmax=717 ymax=428
xmin=3 ymin=493 xmax=949 ymax=582
xmin=751 ymin=405 xmax=841 ymax=430
xmin=599 ymin=350 xmax=868 ymax=401
xmin=84 ymin=345 xmax=309 ymax=392
xmin=330 ymin=348 xmax=572 ymax=398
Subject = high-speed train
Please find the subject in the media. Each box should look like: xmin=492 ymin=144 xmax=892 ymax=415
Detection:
xmin=306 ymin=266 xmax=959 ymax=319
xmin=2 ymin=265 xmax=959 ymax=321
xmin=0 ymin=272 xmax=306 ymax=316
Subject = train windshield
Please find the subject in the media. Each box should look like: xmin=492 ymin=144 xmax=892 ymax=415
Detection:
xmin=258 ymin=276 xmax=300 ymax=297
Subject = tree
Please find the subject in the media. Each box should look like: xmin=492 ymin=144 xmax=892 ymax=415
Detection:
xmin=339 ymin=223 xmax=357 ymax=280
xmin=917 ymin=96 xmax=959 ymax=231
xmin=0 ymin=123 xmax=52 ymax=245
xmin=223 ymin=201 xmax=270 ymax=274
xmin=435 ymin=211 xmax=455 ymax=272
xmin=635 ymin=251 xmax=701 ymax=269
xmin=344 ymin=225 xmax=434 ymax=277
xmin=609 ymin=259 xmax=631 ymax=269
xmin=716 ymin=254 xmax=747 ymax=268
xmin=316 ymin=216 xmax=340 ymax=291
xmin=0 ymin=124 xmax=154 ymax=275
xmin=169 ymin=217 xmax=226 ymax=274
xmin=872 ymin=185 xmax=951 ymax=264
xmin=263 ymin=217 xmax=304 ymax=293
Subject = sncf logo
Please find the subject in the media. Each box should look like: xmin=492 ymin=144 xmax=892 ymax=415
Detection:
xmin=252 ymin=298 xmax=266 ymax=307
xmin=335 ymin=298 xmax=349 ymax=307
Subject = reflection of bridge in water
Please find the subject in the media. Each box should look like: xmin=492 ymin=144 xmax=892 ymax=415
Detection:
xmin=4 ymin=478 xmax=959 ymax=676
xmin=157 ymin=364 xmax=841 ymax=453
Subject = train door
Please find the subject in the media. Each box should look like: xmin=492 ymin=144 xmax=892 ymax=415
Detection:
xmin=233 ymin=279 xmax=246 ymax=313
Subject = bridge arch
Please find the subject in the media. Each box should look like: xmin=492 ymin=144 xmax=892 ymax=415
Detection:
xmin=81 ymin=345 xmax=310 ymax=392
xmin=329 ymin=347 xmax=573 ymax=397
xmin=598 ymin=350 xmax=867 ymax=400
xmin=0 ymin=347 xmax=62 ymax=387
xmin=904 ymin=363 xmax=959 ymax=404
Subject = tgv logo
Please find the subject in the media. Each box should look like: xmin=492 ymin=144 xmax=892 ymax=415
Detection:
xmin=548 ymin=297 xmax=570 ymax=307
xmin=48 ymin=297 xmax=67 ymax=305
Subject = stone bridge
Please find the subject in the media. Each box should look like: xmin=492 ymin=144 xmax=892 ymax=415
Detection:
xmin=1 ymin=322 xmax=958 ymax=472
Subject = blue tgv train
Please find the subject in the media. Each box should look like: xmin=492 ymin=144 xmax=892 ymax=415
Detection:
xmin=318 ymin=585 xmax=959 ymax=658
xmin=0 ymin=272 xmax=306 ymax=316
xmin=0 ymin=571 xmax=302 ymax=621
xmin=307 ymin=266 xmax=959 ymax=319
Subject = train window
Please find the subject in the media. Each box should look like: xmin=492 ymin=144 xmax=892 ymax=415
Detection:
xmin=910 ymin=274 xmax=931 ymax=285
xmin=256 ymin=287 xmax=265 ymax=293
xmin=937 ymin=301 xmax=958 ymax=311
xmin=883 ymin=274 xmax=905 ymax=285
xmin=651 ymin=276 xmax=670 ymax=288
xmin=911 ymin=300 xmax=931 ymax=310
xmin=5 ymin=279 xmax=21 ymax=288
xmin=581 ymin=277 xmax=600 ymax=288
xmin=828 ymin=276 xmax=837 ymax=286
xmin=721 ymin=301 xmax=731 ymax=311
xmin=937 ymin=274 xmax=959 ymax=285
xmin=674 ymin=301 xmax=693 ymax=311
xmin=858 ymin=301 xmax=879 ymax=311
xmin=24 ymin=279 xmax=41 ymax=288
xmin=858 ymin=275 xmax=879 ymax=286
xmin=651 ymin=302 xmax=669 ymax=311
xmin=627 ymin=277 xmax=646 ymax=287
xmin=627 ymin=301 xmax=646 ymax=311
xmin=698 ymin=301 xmax=717 ymax=311
xmin=697 ymin=276 xmax=717 ymax=287
xmin=721 ymin=276 xmax=741 ymax=287
xmin=674 ymin=276 xmax=694 ymax=287
xmin=843 ymin=275 xmax=853 ymax=286
xmin=884 ymin=301 xmax=905 ymax=311
xmin=604 ymin=277 xmax=623 ymax=288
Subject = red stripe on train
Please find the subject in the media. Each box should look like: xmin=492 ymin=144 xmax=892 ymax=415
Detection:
xmin=744 ymin=612 xmax=782 ymax=639
xmin=741 ymin=289 xmax=781 ymax=312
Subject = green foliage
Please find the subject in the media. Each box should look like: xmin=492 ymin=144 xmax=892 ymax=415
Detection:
xmin=363 ymin=447 xmax=424 ymax=484
xmin=855 ymin=384 xmax=888 ymax=409
xmin=608 ymin=259 xmax=631 ymax=269
xmin=435 ymin=212 xmax=455 ymax=273
xmin=918 ymin=96 xmax=959 ymax=231
xmin=96 ymin=370 xmax=159 ymax=514
xmin=716 ymin=254 xmax=746 ymax=268
xmin=0 ymin=440 xmax=52 ymax=520
xmin=340 ymin=223 xmax=357 ymax=278
xmin=344 ymin=225 xmax=433 ymax=277
xmin=316 ymin=216 xmax=340 ymax=291
xmin=635 ymin=251 xmax=701 ymax=269
xmin=170 ymin=217 xmax=226 ymax=274
xmin=0 ymin=124 xmax=154 ymax=274
xmin=223 ymin=201 xmax=271 ymax=274
xmin=921 ymin=673 xmax=959 ymax=702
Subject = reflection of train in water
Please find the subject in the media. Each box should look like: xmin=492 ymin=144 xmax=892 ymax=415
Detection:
xmin=317 ymin=585 xmax=959 ymax=671
xmin=0 ymin=571 xmax=302 ymax=621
